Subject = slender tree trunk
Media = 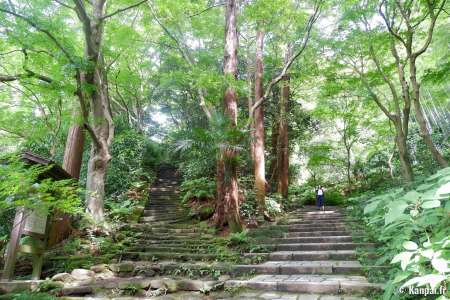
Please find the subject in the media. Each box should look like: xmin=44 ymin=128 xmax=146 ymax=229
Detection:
xmin=394 ymin=121 xmax=414 ymax=182
xmin=212 ymin=156 xmax=225 ymax=227
xmin=74 ymin=0 xmax=114 ymax=223
xmin=409 ymin=59 xmax=448 ymax=168
xmin=268 ymin=89 xmax=279 ymax=192
xmin=62 ymin=122 xmax=85 ymax=179
xmin=253 ymin=29 xmax=266 ymax=217
xmin=222 ymin=0 xmax=242 ymax=232
xmin=277 ymin=74 xmax=289 ymax=199
xmin=345 ymin=146 xmax=351 ymax=187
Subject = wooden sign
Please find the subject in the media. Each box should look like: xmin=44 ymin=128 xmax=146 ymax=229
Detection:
xmin=23 ymin=209 xmax=48 ymax=235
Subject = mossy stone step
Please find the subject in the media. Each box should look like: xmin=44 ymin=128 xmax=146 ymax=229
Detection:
xmin=271 ymin=236 xmax=359 ymax=243
xmin=285 ymin=231 xmax=353 ymax=237
xmin=225 ymin=274 xmax=382 ymax=294
xmin=126 ymin=246 xmax=213 ymax=253
xmin=232 ymin=260 xmax=364 ymax=276
xmin=269 ymin=250 xmax=357 ymax=261
xmin=135 ymin=233 xmax=214 ymax=239
xmin=121 ymin=251 xmax=218 ymax=261
xmin=269 ymin=242 xmax=374 ymax=251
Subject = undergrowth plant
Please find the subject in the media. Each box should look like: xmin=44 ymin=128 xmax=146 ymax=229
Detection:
xmin=346 ymin=167 xmax=450 ymax=300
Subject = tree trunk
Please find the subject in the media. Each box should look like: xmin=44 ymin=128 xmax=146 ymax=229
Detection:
xmin=346 ymin=146 xmax=351 ymax=187
xmin=212 ymin=156 xmax=225 ymax=227
xmin=62 ymin=124 xmax=85 ymax=179
xmin=277 ymin=74 xmax=289 ymax=199
xmin=222 ymin=0 xmax=242 ymax=232
xmin=268 ymin=90 xmax=279 ymax=192
xmin=75 ymin=0 xmax=114 ymax=223
xmin=409 ymin=60 xmax=448 ymax=168
xmin=253 ymin=29 xmax=266 ymax=217
xmin=394 ymin=122 xmax=414 ymax=182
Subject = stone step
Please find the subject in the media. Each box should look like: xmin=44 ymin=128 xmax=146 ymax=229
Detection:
xmin=225 ymin=274 xmax=383 ymax=294
xmin=65 ymin=276 xmax=220 ymax=295
xmin=121 ymin=251 xmax=217 ymax=261
xmin=287 ymin=225 xmax=349 ymax=231
xmin=143 ymin=210 xmax=185 ymax=216
xmin=138 ymin=219 xmax=188 ymax=226
xmin=233 ymin=260 xmax=364 ymax=276
xmin=270 ymin=242 xmax=374 ymax=251
xmin=135 ymin=232 xmax=214 ymax=239
xmin=269 ymin=250 xmax=357 ymax=261
xmin=272 ymin=236 xmax=357 ymax=244
xmin=287 ymin=220 xmax=352 ymax=226
xmin=285 ymin=231 xmax=353 ymax=237
xmin=140 ymin=216 xmax=186 ymax=222
xmin=287 ymin=219 xmax=349 ymax=224
xmin=126 ymin=246 xmax=212 ymax=253
xmin=130 ymin=227 xmax=209 ymax=234
xmin=146 ymin=202 xmax=180 ymax=206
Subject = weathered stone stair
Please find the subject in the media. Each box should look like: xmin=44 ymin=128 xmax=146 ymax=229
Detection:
xmin=226 ymin=207 xmax=382 ymax=298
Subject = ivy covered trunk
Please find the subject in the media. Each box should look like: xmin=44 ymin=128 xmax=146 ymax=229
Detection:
xmin=253 ymin=28 xmax=266 ymax=217
xmin=222 ymin=0 xmax=242 ymax=232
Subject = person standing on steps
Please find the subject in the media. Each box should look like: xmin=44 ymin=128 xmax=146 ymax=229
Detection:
xmin=317 ymin=185 xmax=325 ymax=211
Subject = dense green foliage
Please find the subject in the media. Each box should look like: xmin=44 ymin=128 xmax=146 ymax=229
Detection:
xmin=0 ymin=0 xmax=448 ymax=297
xmin=347 ymin=168 xmax=450 ymax=299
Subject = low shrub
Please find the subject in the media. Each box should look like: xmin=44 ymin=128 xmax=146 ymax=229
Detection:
xmin=346 ymin=167 xmax=450 ymax=299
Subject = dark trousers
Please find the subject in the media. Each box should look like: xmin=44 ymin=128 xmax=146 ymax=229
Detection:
xmin=317 ymin=195 xmax=324 ymax=207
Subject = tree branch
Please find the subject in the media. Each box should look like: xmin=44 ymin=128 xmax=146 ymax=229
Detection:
xmin=101 ymin=0 xmax=148 ymax=20
xmin=249 ymin=0 xmax=322 ymax=116
xmin=412 ymin=0 xmax=447 ymax=58
xmin=148 ymin=1 xmax=213 ymax=120
xmin=83 ymin=122 xmax=102 ymax=149
xmin=188 ymin=2 xmax=225 ymax=18
xmin=0 ymin=7 xmax=75 ymax=64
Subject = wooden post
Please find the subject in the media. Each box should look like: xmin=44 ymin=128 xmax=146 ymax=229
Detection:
xmin=2 ymin=208 xmax=26 ymax=281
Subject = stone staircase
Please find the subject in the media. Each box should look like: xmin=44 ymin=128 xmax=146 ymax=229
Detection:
xmin=120 ymin=164 xmax=220 ymax=263
xmin=0 ymin=166 xmax=383 ymax=299
xmin=226 ymin=207 xmax=383 ymax=299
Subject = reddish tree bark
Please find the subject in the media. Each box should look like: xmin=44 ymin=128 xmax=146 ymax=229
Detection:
xmin=62 ymin=124 xmax=85 ymax=179
xmin=212 ymin=156 xmax=225 ymax=227
xmin=253 ymin=29 xmax=266 ymax=217
xmin=277 ymin=74 xmax=289 ymax=199
xmin=222 ymin=0 xmax=242 ymax=232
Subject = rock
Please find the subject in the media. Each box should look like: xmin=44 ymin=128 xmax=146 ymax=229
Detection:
xmin=55 ymin=286 xmax=93 ymax=296
xmin=135 ymin=266 xmax=156 ymax=277
xmin=51 ymin=272 xmax=74 ymax=283
xmin=218 ymin=275 xmax=231 ymax=281
xmin=110 ymin=262 xmax=135 ymax=273
xmin=71 ymin=269 xmax=95 ymax=281
xmin=163 ymin=279 xmax=178 ymax=292
xmin=150 ymin=278 xmax=177 ymax=292
xmin=94 ymin=269 xmax=115 ymax=280
xmin=90 ymin=264 xmax=110 ymax=273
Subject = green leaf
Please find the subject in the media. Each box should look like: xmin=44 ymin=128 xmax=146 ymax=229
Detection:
xmin=385 ymin=200 xmax=408 ymax=225
xmin=401 ymin=274 xmax=446 ymax=290
xmin=436 ymin=182 xmax=450 ymax=197
xmin=364 ymin=200 xmax=380 ymax=215
xmin=403 ymin=241 xmax=418 ymax=251
xmin=420 ymin=249 xmax=434 ymax=259
xmin=431 ymin=258 xmax=449 ymax=273
xmin=401 ymin=190 xmax=421 ymax=203
xmin=391 ymin=251 xmax=413 ymax=270
xmin=422 ymin=200 xmax=441 ymax=209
